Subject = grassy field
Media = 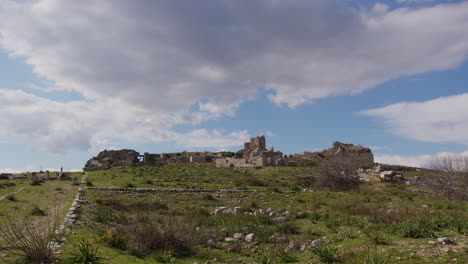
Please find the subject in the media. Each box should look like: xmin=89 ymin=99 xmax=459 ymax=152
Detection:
xmin=54 ymin=163 xmax=468 ymax=264
xmin=0 ymin=173 xmax=82 ymax=261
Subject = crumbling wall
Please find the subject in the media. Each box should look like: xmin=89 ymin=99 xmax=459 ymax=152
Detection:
xmin=84 ymin=149 xmax=140 ymax=171
xmin=294 ymin=141 xmax=374 ymax=169
xmin=217 ymin=136 xmax=286 ymax=168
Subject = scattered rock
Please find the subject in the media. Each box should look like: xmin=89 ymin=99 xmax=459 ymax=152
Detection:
xmin=233 ymin=233 xmax=244 ymax=240
xmin=311 ymin=238 xmax=324 ymax=248
xmin=224 ymin=237 xmax=236 ymax=242
xmin=245 ymin=233 xmax=254 ymax=243
xmin=206 ymin=239 xmax=216 ymax=247
xmin=272 ymin=217 xmax=288 ymax=223
xmin=437 ymin=237 xmax=455 ymax=245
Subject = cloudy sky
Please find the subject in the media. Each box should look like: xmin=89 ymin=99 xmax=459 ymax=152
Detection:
xmin=0 ymin=0 xmax=467 ymax=171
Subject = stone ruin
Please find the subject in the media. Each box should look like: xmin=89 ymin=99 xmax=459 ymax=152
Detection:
xmin=84 ymin=149 xmax=140 ymax=171
xmin=216 ymin=136 xmax=287 ymax=168
xmin=294 ymin=141 xmax=374 ymax=169
xmin=84 ymin=149 xmax=233 ymax=171
xmin=83 ymin=138 xmax=375 ymax=170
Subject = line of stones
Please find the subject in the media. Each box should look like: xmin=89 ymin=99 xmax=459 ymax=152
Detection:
xmin=50 ymin=187 xmax=84 ymax=255
xmin=0 ymin=187 xmax=25 ymax=202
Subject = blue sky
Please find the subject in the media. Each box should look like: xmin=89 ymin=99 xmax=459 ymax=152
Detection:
xmin=0 ymin=0 xmax=467 ymax=172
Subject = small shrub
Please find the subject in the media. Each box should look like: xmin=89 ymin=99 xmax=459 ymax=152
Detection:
xmin=274 ymin=222 xmax=300 ymax=235
xmin=98 ymin=228 xmax=126 ymax=250
xmin=345 ymin=248 xmax=391 ymax=264
xmin=31 ymin=205 xmax=47 ymax=216
xmin=146 ymin=180 xmax=154 ymax=185
xmin=278 ymin=250 xmax=299 ymax=263
xmin=254 ymin=249 xmax=275 ymax=264
xmin=126 ymin=183 xmax=136 ymax=188
xmin=154 ymin=251 xmax=176 ymax=263
xmin=0 ymin=213 xmax=58 ymax=264
xmin=93 ymin=206 xmax=119 ymax=224
xmin=120 ymin=217 xmax=196 ymax=257
xmin=86 ymin=181 xmax=94 ymax=186
xmin=6 ymin=194 xmax=15 ymax=201
xmin=291 ymin=186 xmax=301 ymax=192
xmin=30 ymin=179 xmax=42 ymax=186
xmin=203 ymin=194 xmax=216 ymax=201
xmin=424 ymin=156 xmax=468 ymax=200
xmin=315 ymin=158 xmax=360 ymax=190
xmin=311 ymin=243 xmax=339 ymax=264
xmin=364 ymin=227 xmax=388 ymax=246
xmin=397 ymin=217 xmax=437 ymax=238
xmin=64 ymin=239 xmax=104 ymax=264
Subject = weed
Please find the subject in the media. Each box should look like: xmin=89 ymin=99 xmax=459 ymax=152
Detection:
xmin=31 ymin=205 xmax=47 ymax=216
xmin=345 ymin=247 xmax=391 ymax=264
xmin=254 ymin=249 xmax=275 ymax=264
xmin=64 ymin=239 xmax=104 ymax=264
xmin=278 ymin=250 xmax=299 ymax=263
xmin=203 ymin=194 xmax=216 ymax=201
xmin=154 ymin=251 xmax=176 ymax=263
xmin=98 ymin=228 xmax=126 ymax=250
xmin=125 ymin=183 xmax=136 ymax=188
xmin=396 ymin=217 xmax=437 ymax=238
xmin=30 ymin=179 xmax=42 ymax=186
xmin=0 ymin=213 xmax=59 ymax=264
xmin=6 ymin=194 xmax=15 ymax=201
xmin=274 ymin=222 xmax=300 ymax=235
xmin=311 ymin=243 xmax=339 ymax=264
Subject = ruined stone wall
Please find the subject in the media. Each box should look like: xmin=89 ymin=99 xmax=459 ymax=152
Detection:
xmin=216 ymin=135 xmax=286 ymax=168
xmin=293 ymin=141 xmax=374 ymax=169
xmin=250 ymin=136 xmax=266 ymax=149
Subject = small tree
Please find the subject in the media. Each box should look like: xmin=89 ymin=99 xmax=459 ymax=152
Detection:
xmin=315 ymin=157 xmax=360 ymax=190
xmin=425 ymin=155 xmax=468 ymax=200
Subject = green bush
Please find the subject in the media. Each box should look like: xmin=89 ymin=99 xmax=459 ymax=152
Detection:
xmin=64 ymin=239 xmax=104 ymax=264
xmin=154 ymin=251 xmax=176 ymax=263
xmin=6 ymin=194 xmax=15 ymax=201
xmin=397 ymin=217 xmax=437 ymax=238
xmin=31 ymin=205 xmax=47 ymax=216
xmin=311 ymin=243 xmax=339 ymax=264
xmin=30 ymin=179 xmax=42 ymax=186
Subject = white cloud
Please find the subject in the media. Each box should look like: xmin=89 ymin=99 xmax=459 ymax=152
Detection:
xmin=361 ymin=93 xmax=468 ymax=145
xmin=173 ymin=129 xmax=250 ymax=150
xmin=0 ymin=1 xmax=468 ymax=152
xmin=376 ymin=151 xmax=468 ymax=168
xmin=0 ymin=89 xmax=248 ymax=153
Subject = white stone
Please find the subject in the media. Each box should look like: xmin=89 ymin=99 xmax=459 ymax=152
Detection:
xmin=233 ymin=233 xmax=244 ymax=240
xmin=245 ymin=233 xmax=254 ymax=243
xmin=311 ymin=238 xmax=323 ymax=248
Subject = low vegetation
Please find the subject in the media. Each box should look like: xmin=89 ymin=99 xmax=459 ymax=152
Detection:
xmin=1 ymin=162 xmax=466 ymax=263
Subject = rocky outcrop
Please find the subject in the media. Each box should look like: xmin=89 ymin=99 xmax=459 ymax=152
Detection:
xmin=294 ymin=141 xmax=374 ymax=169
xmin=216 ymin=136 xmax=287 ymax=168
xmin=84 ymin=149 xmax=140 ymax=171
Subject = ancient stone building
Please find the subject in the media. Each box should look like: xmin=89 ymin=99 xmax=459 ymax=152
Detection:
xmin=216 ymin=136 xmax=287 ymax=168
xmin=84 ymin=149 xmax=140 ymax=171
xmin=294 ymin=141 xmax=374 ymax=169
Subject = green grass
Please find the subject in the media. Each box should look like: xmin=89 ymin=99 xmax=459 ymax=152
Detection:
xmin=2 ymin=165 xmax=467 ymax=263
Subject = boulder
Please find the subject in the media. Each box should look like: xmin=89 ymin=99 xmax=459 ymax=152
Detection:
xmin=245 ymin=233 xmax=254 ymax=243
xmin=272 ymin=217 xmax=288 ymax=223
xmin=233 ymin=233 xmax=244 ymax=240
